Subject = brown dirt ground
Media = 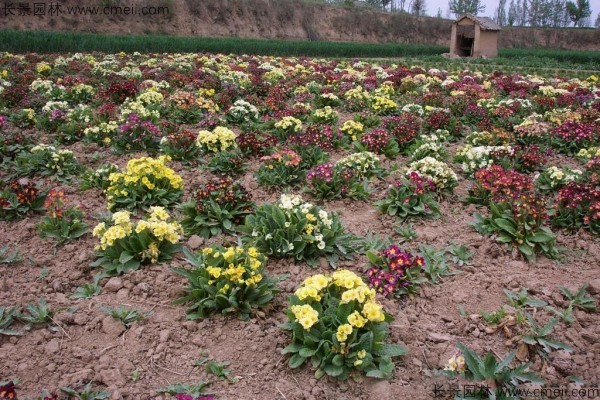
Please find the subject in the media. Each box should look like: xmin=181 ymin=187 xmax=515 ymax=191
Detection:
xmin=1 ymin=121 xmax=599 ymax=399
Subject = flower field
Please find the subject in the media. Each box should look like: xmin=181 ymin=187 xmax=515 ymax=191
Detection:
xmin=0 ymin=51 xmax=599 ymax=399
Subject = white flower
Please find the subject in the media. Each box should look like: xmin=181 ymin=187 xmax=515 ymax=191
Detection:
xmin=317 ymin=241 xmax=325 ymax=250
xmin=265 ymin=233 xmax=273 ymax=240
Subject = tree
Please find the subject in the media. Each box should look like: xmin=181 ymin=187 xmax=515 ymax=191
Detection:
xmin=436 ymin=7 xmax=443 ymax=17
xmin=448 ymin=0 xmax=486 ymax=16
xmin=566 ymin=0 xmax=592 ymax=26
xmin=410 ymin=0 xmax=427 ymax=15
xmin=496 ymin=0 xmax=508 ymax=25
xmin=596 ymin=12 xmax=600 ymax=27
xmin=507 ymin=0 xmax=518 ymax=24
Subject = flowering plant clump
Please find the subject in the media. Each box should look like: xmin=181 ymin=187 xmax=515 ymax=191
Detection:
xmin=159 ymin=129 xmax=202 ymax=161
xmin=376 ymin=172 xmax=440 ymax=220
xmin=281 ymin=270 xmax=406 ymax=380
xmin=179 ymin=177 xmax=254 ymax=238
xmin=196 ymin=126 xmax=237 ymax=153
xmin=241 ymin=194 xmax=360 ymax=267
xmin=36 ymin=189 xmax=89 ymax=245
xmin=80 ymin=164 xmax=120 ymax=191
xmin=14 ymin=144 xmax=83 ymax=182
xmin=507 ymin=144 xmax=549 ymax=173
xmin=255 ymin=149 xmax=303 ymax=189
xmin=343 ymin=86 xmax=371 ymax=111
xmin=91 ymin=207 xmax=183 ymax=275
xmin=365 ymin=245 xmax=427 ymax=297
xmin=105 ymin=155 xmax=184 ymax=211
xmin=305 ymin=162 xmax=368 ymax=200
xmin=112 ymin=113 xmax=163 ymax=152
xmin=465 ymin=128 xmax=515 ymax=146
xmin=84 ymin=121 xmax=119 ymax=147
xmin=370 ymin=95 xmax=398 ymax=115
xmin=382 ymin=114 xmax=421 ymax=148
xmin=467 ymin=165 xmax=533 ymax=206
xmin=207 ymin=149 xmax=247 ymax=176
xmin=316 ymin=92 xmax=342 ymax=108
xmin=454 ymin=144 xmax=514 ymax=175
xmin=358 ymin=128 xmax=400 ymax=158
xmin=236 ymin=131 xmax=278 ymax=156
xmin=0 ymin=130 xmax=34 ymax=160
xmin=226 ymin=99 xmax=259 ymax=124
xmin=535 ymin=166 xmax=582 ymax=192
xmin=174 ymin=245 xmax=279 ymax=320
xmin=340 ymin=120 xmax=365 ymax=142
xmin=290 ymin=124 xmax=342 ymax=151
xmin=274 ymin=116 xmax=303 ymax=140
xmin=405 ymin=157 xmax=458 ymax=195
xmin=407 ymin=130 xmax=450 ymax=161
xmin=0 ymin=179 xmax=46 ymax=220
xmin=8 ymin=108 xmax=37 ymax=129
xmin=311 ymin=106 xmax=339 ymax=124
xmin=552 ymin=182 xmax=600 ymax=235
xmin=551 ymin=120 xmax=597 ymax=154
xmin=473 ymin=193 xmax=557 ymax=261
xmin=335 ymin=151 xmax=382 ymax=180
xmin=576 ymin=147 xmax=600 ymax=161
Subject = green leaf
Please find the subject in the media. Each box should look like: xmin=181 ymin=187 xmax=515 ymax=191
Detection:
xmin=332 ymin=354 xmax=344 ymax=366
xmin=288 ymin=354 xmax=306 ymax=369
xmin=119 ymin=251 xmax=135 ymax=264
xmin=379 ymin=344 xmax=408 ymax=357
xmin=323 ymin=363 xmax=344 ymax=377
xmin=495 ymin=350 xmax=516 ymax=374
xmin=494 ymin=218 xmax=516 ymax=235
xmin=299 ymin=347 xmax=318 ymax=358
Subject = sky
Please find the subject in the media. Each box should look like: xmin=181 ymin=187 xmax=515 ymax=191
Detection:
xmin=421 ymin=0 xmax=600 ymax=25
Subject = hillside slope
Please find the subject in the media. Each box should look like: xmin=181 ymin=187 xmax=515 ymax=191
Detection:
xmin=0 ymin=0 xmax=598 ymax=50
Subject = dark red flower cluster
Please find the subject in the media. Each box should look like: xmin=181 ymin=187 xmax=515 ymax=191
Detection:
xmin=360 ymin=128 xmax=393 ymax=154
xmin=101 ymin=79 xmax=138 ymax=104
xmin=382 ymin=113 xmax=421 ymax=145
xmin=471 ymin=165 xmax=533 ymax=204
xmin=236 ymin=131 xmax=277 ymax=156
xmin=552 ymin=120 xmax=596 ymax=144
xmin=366 ymin=245 xmax=425 ymax=297
xmin=0 ymin=179 xmax=40 ymax=209
xmin=290 ymin=124 xmax=339 ymax=150
xmin=425 ymin=109 xmax=451 ymax=131
xmin=43 ymin=189 xmax=66 ymax=218
xmin=194 ymin=177 xmax=252 ymax=224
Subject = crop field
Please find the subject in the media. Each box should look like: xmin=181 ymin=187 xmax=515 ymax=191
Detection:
xmin=0 ymin=50 xmax=599 ymax=399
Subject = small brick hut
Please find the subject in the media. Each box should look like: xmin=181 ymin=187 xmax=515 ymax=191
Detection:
xmin=450 ymin=14 xmax=501 ymax=58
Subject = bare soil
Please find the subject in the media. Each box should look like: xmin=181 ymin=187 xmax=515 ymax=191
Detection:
xmin=1 ymin=133 xmax=599 ymax=399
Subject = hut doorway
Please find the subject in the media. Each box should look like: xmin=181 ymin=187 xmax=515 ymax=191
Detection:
xmin=456 ymin=25 xmax=475 ymax=57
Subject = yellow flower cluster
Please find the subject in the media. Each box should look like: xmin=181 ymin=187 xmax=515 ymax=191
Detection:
xmin=370 ymin=95 xmax=397 ymax=115
xmin=196 ymin=126 xmax=237 ymax=152
xmin=336 ymin=324 xmax=353 ymax=342
xmin=92 ymin=211 xmax=133 ymax=250
xmin=92 ymin=207 xmax=182 ymax=256
xmin=291 ymin=304 xmax=319 ymax=330
xmin=577 ymin=147 xmax=600 ymax=160
xmin=274 ymin=116 xmax=303 ymax=133
xmin=444 ymin=354 xmax=466 ymax=372
xmin=313 ymin=106 xmax=338 ymax=122
xmin=105 ymin=156 xmax=183 ymax=207
xmin=202 ymin=246 xmax=264 ymax=291
xmin=291 ymin=270 xmax=387 ymax=336
xmin=35 ymin=62 xmax=52 ymax=74
xmin=340 ymin=120 xmax=364 ymax=141
xmin=344 ymin=86 xmax=371 ymax=101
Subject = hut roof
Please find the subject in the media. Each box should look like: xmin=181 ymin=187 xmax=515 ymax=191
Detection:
xmin=455 ymin=14 xmax=502 ymax=31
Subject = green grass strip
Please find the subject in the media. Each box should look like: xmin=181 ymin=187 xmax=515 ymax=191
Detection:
xmin=0 ymin=30 xmax=447 ymax=57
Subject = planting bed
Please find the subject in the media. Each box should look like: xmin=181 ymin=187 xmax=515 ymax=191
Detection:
xmin=0 ymin=52 xmax=599 ymax=399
